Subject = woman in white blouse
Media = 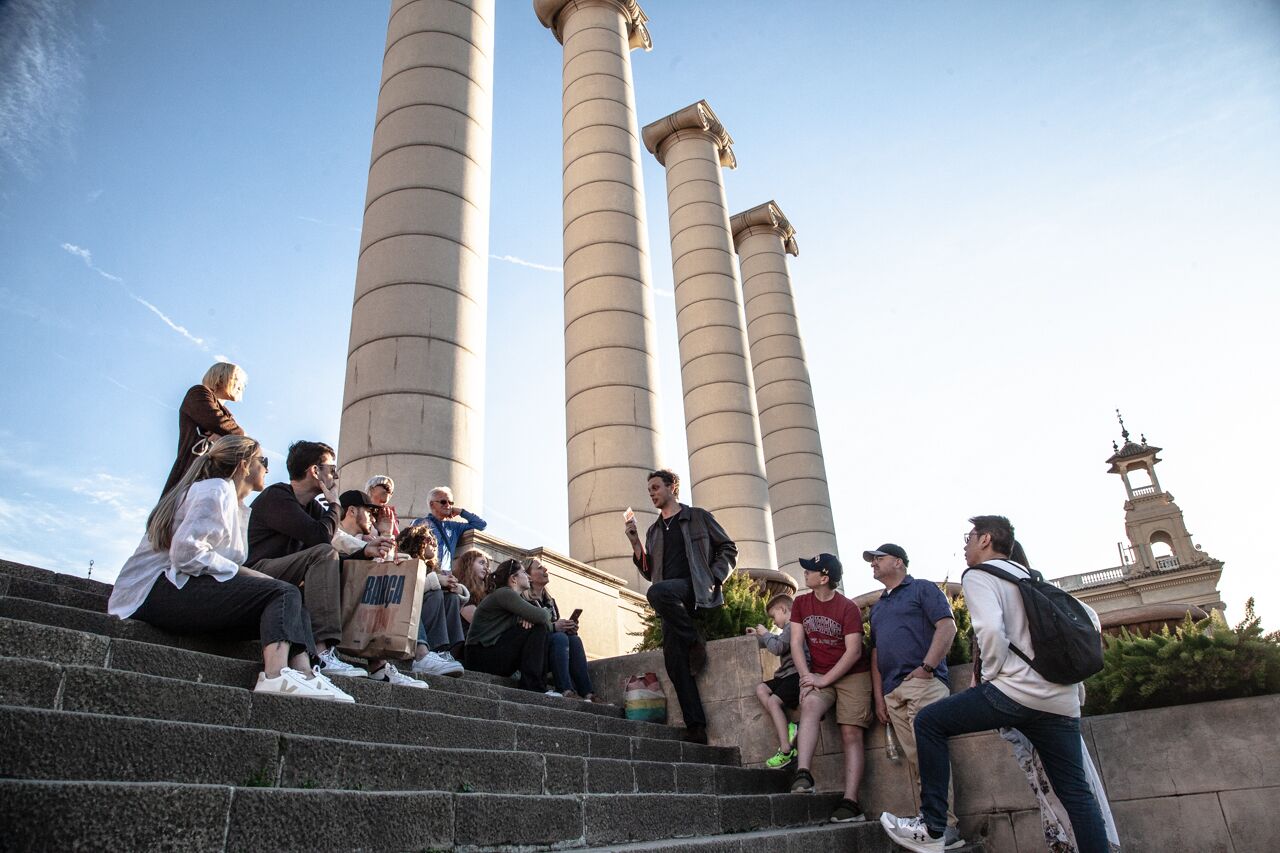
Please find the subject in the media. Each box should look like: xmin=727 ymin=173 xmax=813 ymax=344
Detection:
xmin=109 ymin=435 xmax=352 ymax=702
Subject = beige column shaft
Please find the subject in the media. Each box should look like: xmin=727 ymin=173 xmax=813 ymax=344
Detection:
xmin=535 ymin=0 xmax=663 ymax=584
xmin=731 ymin=201 xmax=838 ymax=583
xmin=642 ymin=101 xmax=778 ymax=575
xmin=339 ymin=0 xmax=495 ymax=525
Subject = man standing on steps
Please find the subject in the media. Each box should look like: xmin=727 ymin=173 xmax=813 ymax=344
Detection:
xmin=789 ymin=553 xmax=873 ymax=825
xmin=247 ymin=441 xmax=390 ymax=679
xmin=882 ymin=516 xmax=1107 ymax=853
xmin=865 ymin=543 xmax=963 ymax=850
xmin=625 ymin=468 xmax=737 ymax=745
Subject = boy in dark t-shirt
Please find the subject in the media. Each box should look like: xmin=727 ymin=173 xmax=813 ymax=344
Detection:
xmin=789 ymin=553 xmax=873 ymax=824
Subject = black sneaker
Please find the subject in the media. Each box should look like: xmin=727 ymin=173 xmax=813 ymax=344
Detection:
xmin=830 ymin=798 xmax=866 ymax=823
xmin=790 ymin=768 xmax=815 ymax=793
xmin=681 ymin=724 xmax=709 ymax=745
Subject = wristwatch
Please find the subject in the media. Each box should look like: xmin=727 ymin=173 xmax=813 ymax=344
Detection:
xmin=921 ymin=662 xmax=936 ymax=674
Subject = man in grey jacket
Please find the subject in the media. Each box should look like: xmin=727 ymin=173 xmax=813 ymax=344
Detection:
xmin=625 ymin=468 xmax=737 ymax=744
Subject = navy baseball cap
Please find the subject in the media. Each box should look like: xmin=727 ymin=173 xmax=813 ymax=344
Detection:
xmin=799 ymin=553 xmax=843 ymax=584
xmin=862 ymin=543 xmax=909 ymax=567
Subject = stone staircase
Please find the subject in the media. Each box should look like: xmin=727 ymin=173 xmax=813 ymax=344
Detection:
xmin=0 ymin=557 xmax=963 ymax=852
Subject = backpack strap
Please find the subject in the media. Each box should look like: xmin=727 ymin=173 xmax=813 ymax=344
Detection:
xmin=961 ymin=562 xmax=1035 ymax=668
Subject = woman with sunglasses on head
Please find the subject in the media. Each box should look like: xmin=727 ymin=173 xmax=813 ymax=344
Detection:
xmin=110 ymin=435 xmax=353 ymax=702
xmin=161 ymin=362 xmax=247 ymax=497
xmin=523 ymin=557 xmax=595 ymax=701
xmin=464 ymin=558 xmax=566 ymax=694
xmin=365 ymin=475 xmax=399 ymax=539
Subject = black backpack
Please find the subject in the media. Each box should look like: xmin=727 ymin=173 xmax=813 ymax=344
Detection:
xmin=964 ymin=562 xmax=1104 ymax=684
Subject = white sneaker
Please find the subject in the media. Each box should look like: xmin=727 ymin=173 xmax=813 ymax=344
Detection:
xmin=881 ymin=813 xmax=945 ymax=853
xmin=369 ymin=663 xmax=429 ymax=689
xmin=437 ymin=650 xmax=465 ymax=670
xmin=411 ymin=650 xmax=463 ymax=677
xmin=318 ymin=647 xmax=368 ymax=678
xmin=881 ymin=813 xmax=964 ymax=850
xmin=254 ymin=667 xmax=332 ymax=701
xmin=307 ymin=666 xmax=356 ymax=703
xmin=544 ymin=690 xmax=563 ymax=697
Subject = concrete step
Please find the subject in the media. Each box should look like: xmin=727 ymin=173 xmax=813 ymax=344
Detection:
xmin=0 ymin=557 xmax=114 ymax=597
xmin=0 ymin=617 xmax=704 ymax=751
xmin=1 ymin=572 xmax=110 ymax=611
xmin=0 ymin=653 xmax=737 ymax=766
xmin=0 ymin=779 xmax=848 ymax=851
xmin=578 ymin=821 xmax=894 ymax=852
xmin=0 ymin=704 xmax=787 ymax=796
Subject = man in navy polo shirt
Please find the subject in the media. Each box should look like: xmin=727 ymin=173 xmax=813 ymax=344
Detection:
xmin=865 ymin=543 xmax=963 ymax=850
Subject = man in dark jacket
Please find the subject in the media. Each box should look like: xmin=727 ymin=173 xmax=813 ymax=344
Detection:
xmin=625 ymin=468 xmax=737 ymax=744
xmin=248 ymin=441 xmax=389 ymax=678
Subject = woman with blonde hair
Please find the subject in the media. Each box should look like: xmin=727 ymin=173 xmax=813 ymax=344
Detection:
xmin=111 ymin=435 xmax=352 ymax=702
xmin=162 ymin=362 xmax=247 ymax=496
xmin=453 ymin=548 xmax=491 ymax=629
xmin=365 ymin=474 xmax=399 ymax=538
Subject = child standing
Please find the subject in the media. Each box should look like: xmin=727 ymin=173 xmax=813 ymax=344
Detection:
xmin=748 ymin=593 xmax=807 ymax=768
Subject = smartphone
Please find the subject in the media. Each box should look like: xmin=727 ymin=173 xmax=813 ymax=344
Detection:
xmin=569 ymin=608 xmax=583 ymax=622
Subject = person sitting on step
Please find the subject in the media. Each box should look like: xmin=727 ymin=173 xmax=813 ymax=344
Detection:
xmin=109 ymin=435 xmax=353 ymax=702
xmin=453 ymin=548 xmax=491 ymax=634
xmin=395 ymin=525 xmax=466 ymax=677
xmin=524 ymin=556 xmax=595 ymax=701
xmin=465 ymin=558 xmax=569 ymax=694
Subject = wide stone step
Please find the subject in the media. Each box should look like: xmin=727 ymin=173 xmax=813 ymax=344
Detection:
xmin=0 ymin=558 xmax=114 ymax=597
xmin=0 ymin=572 xmax=110 ymax=612
xmin=578 ymin=821 xmax=895 ymax=852
xmin=0 ymin=704 xmax=787 ymax=796
xmin=0 ymin=654 xmax=736 ymax=766
xmin=0 ymin=617 xmax=703 ymax=751
xmin=0 ymin=780 xmax=846 ymax=851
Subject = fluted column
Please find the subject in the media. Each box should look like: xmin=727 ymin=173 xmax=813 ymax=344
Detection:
xmin=535 ymin=0 xmax=663 ymax=585
xmin=642 ymin=101 xmax=778 ymax=576
xmin=731 ymin=201 xmax=838 ymax=584
xmin=339 ymin=0 xmax=494 ymax=525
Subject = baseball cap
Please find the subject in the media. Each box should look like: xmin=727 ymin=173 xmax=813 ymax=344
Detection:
xmin=338 ymin=489 xmax=378 ymax=511
xmin=799 ymin=553 xmax=843 ymax=585
xmin=862 ymin=543 xmax=909 ymax=567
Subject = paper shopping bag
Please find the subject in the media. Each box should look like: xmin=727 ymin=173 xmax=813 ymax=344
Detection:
xmin=338 ymin=558 xmax=426 ymax=660
xmin=623 ymin=671 xmax=667 ymax=723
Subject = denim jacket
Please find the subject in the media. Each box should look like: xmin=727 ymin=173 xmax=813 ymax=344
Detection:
xmin=634 ymin=503 xmax=738 ymax=609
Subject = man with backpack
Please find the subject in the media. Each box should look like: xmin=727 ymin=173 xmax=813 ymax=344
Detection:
xmin=881 ymin=515 xmax=1109 ymax=853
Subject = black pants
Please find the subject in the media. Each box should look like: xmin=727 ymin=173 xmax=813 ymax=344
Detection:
xmin=133 ymin=573 xmax=315 ymax=659
xmin=647 ymin=577 xmax=706 ymax=727
xmin=465 ymin=622 xmax=550 ymax=692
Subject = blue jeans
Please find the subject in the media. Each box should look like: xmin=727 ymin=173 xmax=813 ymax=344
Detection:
xmin=547 ymin=631 xmax=594 ymax=695
xmin=417 ymin=589 xmax=464 ymax=650
xmin=914 ymin=682 xmax=1108 ymax=853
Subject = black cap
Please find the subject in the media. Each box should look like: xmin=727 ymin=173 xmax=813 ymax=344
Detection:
xmin=338 ymin=489 xmax=378 ymax=511
xmin=799 ymin=553 xmax=843 ymax=585
xmin=862 ymin=543 xmax=909 ymax=567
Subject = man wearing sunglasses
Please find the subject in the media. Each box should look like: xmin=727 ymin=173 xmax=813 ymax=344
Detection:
xmin=247 ymin=440 xmax=391 ymax=679
xmin=408 ymin=486 xmax=488 ymax=676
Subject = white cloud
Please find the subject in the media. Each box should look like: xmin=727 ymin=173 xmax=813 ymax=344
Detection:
xmin=59 ymin=241 xmax=210 ymax=350
xmin=0 ymin=0 xmax=86 ymax=177
xmin=490 ymin=253 xmax=563 ymax=273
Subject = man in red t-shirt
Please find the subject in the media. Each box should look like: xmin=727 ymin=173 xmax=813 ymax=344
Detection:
xmin=789 ymin=553 xmax=873 ymax=824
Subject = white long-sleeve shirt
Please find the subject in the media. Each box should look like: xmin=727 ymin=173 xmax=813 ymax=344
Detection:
xmin=963 ymin=558 xmax=1101 ymax=718
xmin=108 ymin=478 xmax=248 ymax=619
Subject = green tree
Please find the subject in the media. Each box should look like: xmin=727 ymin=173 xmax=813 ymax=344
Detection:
xmin=633 ymin=572 xmax=770 ymax=652
xmin=1083 ymin=598 xmax=1280 ymax=715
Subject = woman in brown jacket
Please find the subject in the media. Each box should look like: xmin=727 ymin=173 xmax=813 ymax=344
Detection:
xmin=162 ymin=362 xmax=247 ymax=496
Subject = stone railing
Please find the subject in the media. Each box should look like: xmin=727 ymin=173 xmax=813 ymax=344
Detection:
xmin=589 ymin=638 xmax=1276 ymax=850
xmin=1051 ymin=565 xmax=1126 ymax=592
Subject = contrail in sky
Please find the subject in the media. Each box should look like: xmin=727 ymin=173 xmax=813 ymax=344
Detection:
xmin=490 ymin=254 xmax=563 ymax=273
xmin=60 ymin=242 xmax=209 ymax=350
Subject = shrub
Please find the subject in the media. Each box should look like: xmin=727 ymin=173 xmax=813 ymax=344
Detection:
xmin=1083 ymin=598 xmax=1280 ymax=715
xmin=633 ymin=571 xmax=770 ymax=652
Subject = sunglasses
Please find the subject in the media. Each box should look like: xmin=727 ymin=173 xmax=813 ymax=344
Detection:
xmin=257 ymin=456 xmax=269 ymax=470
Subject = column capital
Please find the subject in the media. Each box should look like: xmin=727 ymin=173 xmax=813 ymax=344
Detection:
xmin=641 ymin=99 xmax=736 ymax=169
xmin=534 ymin=0 xmax=652 ymax=50
xmin=731 ymin=200 xmax=798 ymax=256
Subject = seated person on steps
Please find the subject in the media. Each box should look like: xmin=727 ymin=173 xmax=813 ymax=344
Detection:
xmin=465 ymin=558 xmax=571 ymax=694
xmin=396 ymin=525 xmax=466 ymax=677
xmin=524 ymin=556 xmax=595 ymax=701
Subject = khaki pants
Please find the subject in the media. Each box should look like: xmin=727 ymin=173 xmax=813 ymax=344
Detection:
xmin=886 ymin=675 xmax=957 ymax=826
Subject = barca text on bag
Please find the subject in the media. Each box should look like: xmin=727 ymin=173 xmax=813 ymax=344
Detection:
xmin=339 ymin=559 xmax=427 ymax=660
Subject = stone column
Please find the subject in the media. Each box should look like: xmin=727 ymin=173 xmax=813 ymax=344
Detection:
xmin=338 ymin=0 xmax=494 ymax=526
xmin=730 ymin=201 xmax=838 ymax=584
xmin=534 ymin=0 xmax=664 ymax=585
xmin=642 ymin=101 xmax=779 ymax=578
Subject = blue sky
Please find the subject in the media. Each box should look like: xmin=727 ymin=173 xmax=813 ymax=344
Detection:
xmin=2 ymin=0 xmax=1278 ymax=627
